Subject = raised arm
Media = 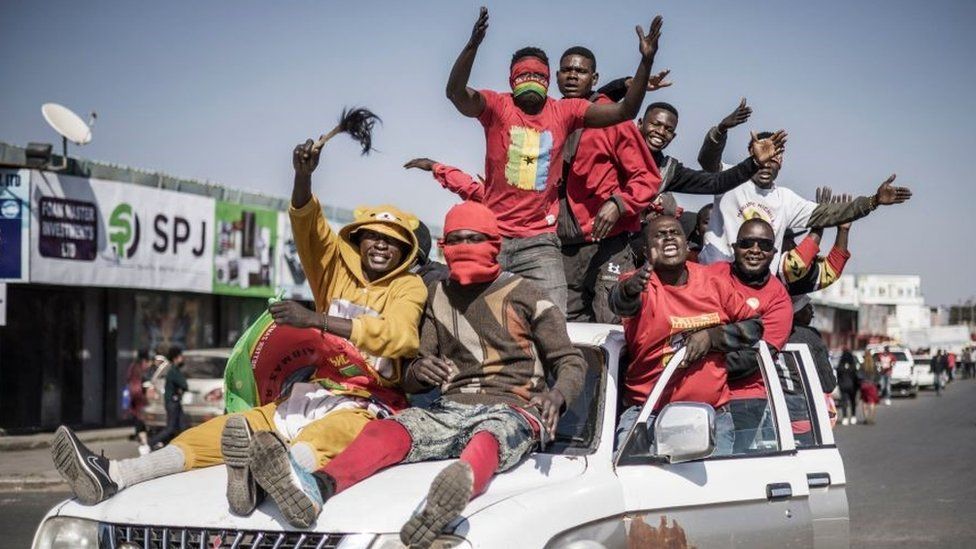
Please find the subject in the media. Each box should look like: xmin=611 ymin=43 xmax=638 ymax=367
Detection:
xmin=583 ymin=16 xmax=663 ymax=128
xmin=666 ymin=131 xmax=786 ymax=195
xmin=404 ymin=158 xmax=486 ymax=202
xmin=596 ymin=69 xmax=673 ymax=103
xmin=698 ymin=98 xmax=753 ymax=172
xmin=806 ymin=175 xmax=912 ymax=228
xmin=446 ymin=6 xmax=489 ymax=118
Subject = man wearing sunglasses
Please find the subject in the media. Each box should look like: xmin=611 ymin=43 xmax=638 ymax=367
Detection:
xmin=711 ymin=219 xmax=794 ymax=453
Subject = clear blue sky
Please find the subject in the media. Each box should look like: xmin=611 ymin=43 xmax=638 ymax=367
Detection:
xmin=2 ymin=0 xmax=974 ymax=305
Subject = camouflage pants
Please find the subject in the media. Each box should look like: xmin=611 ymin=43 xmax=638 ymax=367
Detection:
xmin=391 ymin=399 xmax=538 ymax=471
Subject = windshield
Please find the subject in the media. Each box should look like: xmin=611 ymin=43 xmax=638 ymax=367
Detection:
xmin=182 ymin=356 xmax=227 ymax=379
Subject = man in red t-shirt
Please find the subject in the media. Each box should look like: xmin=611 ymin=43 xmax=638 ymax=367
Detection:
xmin=609 ymin=216 xmax=763 ymax=455
xmin=555 ymin=46 xmax=661 ymax=324
xmin=717 ymin=219 xmax=793 ymax=453
xmin=443 ymin=7 xmax=663 ymax=312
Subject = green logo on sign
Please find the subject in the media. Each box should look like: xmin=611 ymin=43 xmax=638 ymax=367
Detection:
xmin=108 ymin=203 xmax=140 ymax=258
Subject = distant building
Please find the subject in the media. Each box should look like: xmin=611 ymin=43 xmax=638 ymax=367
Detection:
xmin=811 ymin=273 xmax=932 ymax=347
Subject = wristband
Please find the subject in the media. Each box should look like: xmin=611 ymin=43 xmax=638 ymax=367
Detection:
xmin=320 ymin=314 xmax=329 ymax=335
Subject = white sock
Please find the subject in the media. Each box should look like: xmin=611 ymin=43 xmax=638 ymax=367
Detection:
xmin=109 ymin=445 xmax=185 ymax=489
xmin=290 ymin=442 xmax=317 ymax=472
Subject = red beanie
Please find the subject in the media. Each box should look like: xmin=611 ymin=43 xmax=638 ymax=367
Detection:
xmin=443 ymin=201 xmax=500 ymax=240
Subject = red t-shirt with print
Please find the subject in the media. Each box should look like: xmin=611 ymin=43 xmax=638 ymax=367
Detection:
xmin=709 ymin=262 xmax=794 ymax=400
xmin=622 ymin=262 xmax=759 ymax=411
xmin=478 ymin=89 xmax=590 ymax=238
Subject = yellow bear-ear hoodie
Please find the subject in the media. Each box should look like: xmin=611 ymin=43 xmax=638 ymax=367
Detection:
xmin=289 ymin=194 xmax=427 ymax=384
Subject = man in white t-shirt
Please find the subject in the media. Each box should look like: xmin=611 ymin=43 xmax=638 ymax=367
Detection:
xmin=696 ymin=108 xmax=912 ymax=272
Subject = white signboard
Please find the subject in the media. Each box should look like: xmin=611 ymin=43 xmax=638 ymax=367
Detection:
xmin=276 ymin=213 xmax=315 ymax=301
xmin=0 ymin=169 xmax=30 ymax=282
xmin=30 ymin=171 xmax=215 ymax=292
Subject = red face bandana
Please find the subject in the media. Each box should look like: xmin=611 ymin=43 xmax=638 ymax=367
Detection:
xmin=442 ymin=241 xmax=501 ymax=285
xmin=509 ymin=57 xmax=550 ymax=98
xmin=440 ymin=202 xmax=502 ymax=285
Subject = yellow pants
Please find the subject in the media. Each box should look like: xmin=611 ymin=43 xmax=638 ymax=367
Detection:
xmin=170 ymin=403 xmax=374 ymax=471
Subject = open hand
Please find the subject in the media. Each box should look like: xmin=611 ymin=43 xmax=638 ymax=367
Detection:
xmin=293 ymin=139 xmax=323 ymax=177
xmin=404 ymin=158 xmax=437 ymax=172
xmin=719 ymin=98 xmax=752 ymax=132
xmin=874 ymin=174 xmax=912 ymax=206
xmin=592 ymin=200 xmax=621 ymax=240
xmin=530 ymin=390 xmax=566 ymax=438
xmin=636 ymin=15 xmax=664 ymax=60
xmin=468 ymin=6 xmax=489 ymax=47
xmin=749 ymin=130 xmax=788 ymax=166
xmin=679 ymin=330 xmax=711 ymax=368
xmin=269 ymin=301 xmax=322 ymax=329
xmin=411 ymin=356 xmax=456 ymax=387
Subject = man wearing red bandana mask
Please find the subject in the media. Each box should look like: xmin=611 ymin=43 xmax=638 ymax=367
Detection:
xmin=440 ymin=7 xmax=665 ymax=314
xmin=277 ymin=201 xmax=586 ymax=546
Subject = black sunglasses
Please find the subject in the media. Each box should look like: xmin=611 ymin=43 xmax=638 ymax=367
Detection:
xmin=734 ymin=237 xmax=776 ymax=252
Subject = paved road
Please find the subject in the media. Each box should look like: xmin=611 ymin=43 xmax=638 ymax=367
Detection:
xmin=834 ymin=377 xmax=976 ymax=548
xmin=6 ymin=381 xmax=976 ymax=547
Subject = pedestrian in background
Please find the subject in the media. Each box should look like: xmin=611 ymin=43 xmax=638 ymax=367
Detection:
xmin=876 ymin=346 xmax=896 ymax=405
xmin=946 ymin=351 xmax=956 ymax=383
xmin=860 ymin=351 xmax=880 ymax=425
xmin=963 ymin=347 xmax=975 ymax=379
xmin=836 ymin=349 xmax=860 ymax=425
xmin=148 ymin=346 xmax=187 ymax=449
xmin=124 ymin=349 xmax=152 ymax=455
xmin=932 ymin=350 xmax=947 ymax=396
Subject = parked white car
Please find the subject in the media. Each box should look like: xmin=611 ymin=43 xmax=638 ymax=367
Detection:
xmin=33 ymin=325 xmax=848 ymax=549
xmin=912 ymin=356 xmax=936 ymax=389
xmin=143 ymin=348 xmax=231 ymax=430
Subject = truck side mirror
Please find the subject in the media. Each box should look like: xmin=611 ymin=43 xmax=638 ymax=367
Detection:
xmin=652 ymin=402 xmax=716 ymax=463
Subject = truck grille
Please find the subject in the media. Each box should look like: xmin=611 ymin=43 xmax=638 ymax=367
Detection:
xmin=100 ymin=523 xmax=348 ymax=548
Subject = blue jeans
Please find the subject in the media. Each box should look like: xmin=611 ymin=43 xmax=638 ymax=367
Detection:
xmin=499 ymin=233 xmax=567 ymax=313
xmin=878 ymin=374 xmax=892 ymax=399
xmin=616 ymin=404 xmax=735 ymax=457
xmin=729 ymin=398 xmax=776 ymax=454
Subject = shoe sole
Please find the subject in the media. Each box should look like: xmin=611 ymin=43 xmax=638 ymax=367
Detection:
xmin=51 ymin=426 xmax=107 ymax=505
xmin=400 ymin=461 xmax=473 ymax=548
xmin=222 ymin=415 xmax=257 ymax=516
xmin=249 ymin=433 xmax=318 ymax=528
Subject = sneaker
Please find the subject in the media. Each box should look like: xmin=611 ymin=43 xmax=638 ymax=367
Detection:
xmin=850 ymin=417 xmax=858 ymax=425
xmin=137 ymin=445 xmax=151 ymax=456
xmin=249 ymin=431 xmax=324 ymax=528
xmin=51 ymin=425 xmax=119 ymax=505
xmin=400 ymin=461 xmax=474 ymax=549
xmin=221 ymin=415 xmax=263 ymax=516
xmin=884 ymin=398 xmax=891 ymax=406
xmin=841 ymin=418 xmax=850 ymax=426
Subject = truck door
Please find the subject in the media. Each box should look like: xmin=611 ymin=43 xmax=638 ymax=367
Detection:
xmin=779 ymin=343 xmax=851 ymax=549
xmin=614 ymin=344 xmax=815 ymax=548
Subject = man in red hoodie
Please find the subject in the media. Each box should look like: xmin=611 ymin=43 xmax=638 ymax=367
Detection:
xmin=555 ymin=46 xmax=661 ymax=323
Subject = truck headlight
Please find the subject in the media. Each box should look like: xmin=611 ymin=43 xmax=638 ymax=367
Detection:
xmin=32 ymin=517 xmax=99 ymax=549
xmin=368 ymin=533 xmax=471 ymax=549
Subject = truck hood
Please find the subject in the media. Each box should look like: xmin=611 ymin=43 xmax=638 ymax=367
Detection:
xmin=55 ymin=453 xmax=587 ymax=534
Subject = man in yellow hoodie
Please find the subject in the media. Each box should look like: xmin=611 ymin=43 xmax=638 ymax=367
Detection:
xmin=51 ymin=135 xmax=427 ymax=518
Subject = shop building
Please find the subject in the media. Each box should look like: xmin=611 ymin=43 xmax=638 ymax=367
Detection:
xmin=0 ymin=143 xmax=440 ymax=433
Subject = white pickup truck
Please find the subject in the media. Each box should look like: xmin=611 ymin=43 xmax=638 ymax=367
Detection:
xmin=32 ymin=324 xmax=849 ymax=549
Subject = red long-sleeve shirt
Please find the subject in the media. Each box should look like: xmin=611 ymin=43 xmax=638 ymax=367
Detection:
xmin=564 ymin=95 xmax=661 ymax=240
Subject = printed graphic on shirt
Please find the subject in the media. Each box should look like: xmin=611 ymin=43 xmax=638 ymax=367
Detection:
xmin=746 ymin=297 xmax=761 ymax=310
xmin=737 ymin=201 xmax=775 ymax=223
xmin=328 ymin=298 xmax=397 ymax=381
xmin=663 ymin=312 xmax=722 ymax=365
xmin=505 ymin=126 xmax=553 ymax=192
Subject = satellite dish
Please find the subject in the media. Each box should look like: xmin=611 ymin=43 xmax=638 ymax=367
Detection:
xmin=41 ymin=103 xmax=93 ymax=145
